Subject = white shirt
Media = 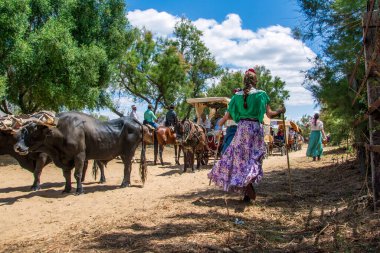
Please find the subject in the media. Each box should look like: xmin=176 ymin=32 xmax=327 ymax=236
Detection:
xmin=200 ymin=118 xmax=211 ymax=129
xmin=129 ymin=110 xmax=138 ymax=121
xmin=310 ymin=120 xmax=323 ymax=131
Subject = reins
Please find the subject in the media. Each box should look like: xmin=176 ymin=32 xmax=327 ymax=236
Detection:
xmin=183 ymin=120 xmax=204 ymax=145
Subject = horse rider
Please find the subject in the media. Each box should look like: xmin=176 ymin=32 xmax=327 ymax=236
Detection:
xmin=129 ymin=105 xmax=139 ymax=122
xmin=165 ymin=105 xmax=178 ymax=127
xmin=143 ymin=104 xmax=158 ymax=129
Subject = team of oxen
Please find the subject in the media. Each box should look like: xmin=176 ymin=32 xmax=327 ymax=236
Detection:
xmin=0 ymin=111 xmax=209 ymax=194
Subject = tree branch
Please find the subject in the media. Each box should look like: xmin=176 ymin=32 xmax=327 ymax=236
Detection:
xmin=0 ymin=100 xmax=11 ymax=114
xmin=108 ymin=105 xmax=124 ymax=117
xmin=119 ymin=71 xmax=152 ymax=104
xmin=154 ymin=95 xmax=162 ymax=113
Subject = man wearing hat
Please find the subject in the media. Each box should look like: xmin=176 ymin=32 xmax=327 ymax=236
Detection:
xmin=165 ymin=105 xmax=178 ymax=127
xmin=129 ymin=105 xmax=139 ymax=122
xmin=144 ymin=104 xmax=158 ymax=129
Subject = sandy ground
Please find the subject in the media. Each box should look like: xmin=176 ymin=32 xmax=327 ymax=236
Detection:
xmin=0 ymin=145 xmax=379 ymax=252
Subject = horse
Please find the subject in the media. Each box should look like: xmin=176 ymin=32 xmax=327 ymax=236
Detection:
xmin=140 ymin=122 xmax=181 ymax=166
xmin=175 ymin=120 xmax=208 ymax=172
xmin=154 ymin=126 xmax=182 ymax=166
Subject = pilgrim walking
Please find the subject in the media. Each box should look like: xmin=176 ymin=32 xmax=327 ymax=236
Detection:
xmin=208 ymin=68 xmax=285 ymax=202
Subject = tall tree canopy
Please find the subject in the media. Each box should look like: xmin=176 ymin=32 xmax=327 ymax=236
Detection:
xmin=207 ymin=66 xmax=289 ymax=109
xmin=297 ymin=114 xmax=312 ymax=140
xmin=0 ymin=0 xmax=129 ymax=113
xmin=173 ymin=18 xmax=221 ymax=117
xmin=116 ymin=30 xmax=188 ymax=114
xmin=207 ymin=71 xmax=243 ymax=98
xmin=297 ymin=0 xmax=368 ymax=143
xmin=116 ymin=18 xmax=220 ymax=118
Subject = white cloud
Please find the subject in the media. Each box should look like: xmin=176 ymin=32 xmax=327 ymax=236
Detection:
xmin=126 ymin=9 xmax=316 ymax=107
xmin=127 ymin=9 xmax=179 ymax=36
xmin=286 ymin=87 xmax=314 ymax=106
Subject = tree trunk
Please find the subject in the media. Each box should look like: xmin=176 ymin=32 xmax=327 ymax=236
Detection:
xmin=363 ymin=8 xmax=380 ymax=210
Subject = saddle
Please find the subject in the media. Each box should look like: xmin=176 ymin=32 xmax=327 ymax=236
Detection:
xmin=144 ymin=124 xmax=156 ymax=131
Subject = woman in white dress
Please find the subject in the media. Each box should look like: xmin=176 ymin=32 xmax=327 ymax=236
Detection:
xmin=306 ymin=113 xmax=327 ymax=161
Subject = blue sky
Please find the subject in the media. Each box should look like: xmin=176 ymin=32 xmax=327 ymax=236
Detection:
xmin=99 ymin=0 xmax=320 ymax=121
xmin=126 ymin=0 xmax=302 ymax=29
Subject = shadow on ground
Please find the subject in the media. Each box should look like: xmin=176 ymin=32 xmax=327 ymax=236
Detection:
xmin=3 ymin=149 xmax=380 ymax=252
xmin=69 ymin=157 xmax=379 ymax=252
xmin=0 ymin=183 xmax=139 ymax=206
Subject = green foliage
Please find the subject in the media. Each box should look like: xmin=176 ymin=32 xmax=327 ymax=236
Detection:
xmin=207 ymin=66 xmax=289 ymax=109
xmin=297 ymin=114 xmax=312 ymax=139
xmin=297 ymin=0 xmax=368 ymax=144
xmin=255 ymin=66 xmax=290 ymax=109
xmin=207 ymin=70 xmax=243 ymax=97
xmin=117 ymin=30 xmax=188 ymax=113
xmin=117 ymin=18 xmax=220 ymax=119
xmin=0 ymin=75 xmax=5 ymax=98
xmin=0 ymin=0 xmax=129 ymax=113
xmin=173 ymin=18 xmax=221 ymax=118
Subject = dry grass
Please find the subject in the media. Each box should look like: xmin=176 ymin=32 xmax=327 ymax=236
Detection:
xmin=1 ymin=147 xmax=379 ymax=253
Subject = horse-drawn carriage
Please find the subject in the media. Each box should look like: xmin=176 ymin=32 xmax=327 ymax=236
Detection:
xmin=186 ymin=97 xmax=230 ymax=164
xmin=265 ymin=119 xmax=303 ymax=156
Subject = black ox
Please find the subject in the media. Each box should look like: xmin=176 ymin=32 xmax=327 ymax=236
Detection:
xmin=0 ymin=129 xmax=51 ymax=190
xmin=0 ymin=131 xmax=105 ymax=190
xmin=14 ymin=112 xmax=147 ymax=194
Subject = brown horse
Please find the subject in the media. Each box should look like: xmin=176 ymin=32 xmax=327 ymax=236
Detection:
xmin=155 ymin=126 xmax=181 ymax=166
xmin=175 ymin=120 xmax=208 ymax=172
xmin=140 ymin=124 xmax=181 ymax=166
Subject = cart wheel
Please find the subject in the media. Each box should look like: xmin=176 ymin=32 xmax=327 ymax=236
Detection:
xmin=281 ymin=146 xmax=285 ymax=156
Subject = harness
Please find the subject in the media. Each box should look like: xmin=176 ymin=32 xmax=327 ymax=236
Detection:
xmin=182 ymin=120 xmax=206 ymax=148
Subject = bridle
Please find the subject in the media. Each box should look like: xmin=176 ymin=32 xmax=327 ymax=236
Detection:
xmin=182 ymin=120 xmax=205 ymax=145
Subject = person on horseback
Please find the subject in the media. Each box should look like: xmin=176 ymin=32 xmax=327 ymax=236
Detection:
xmin=144 ymin=104 xmax=158 ymax=129
xmin=129 ymin=105 xmax=139 ymax=122
xmin=165 ymin=105 xmax=178 ymax=127
xmin=208 ymin=68 xmax=285 ymax=203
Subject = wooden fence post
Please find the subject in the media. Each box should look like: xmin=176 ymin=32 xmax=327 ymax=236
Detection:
xmin=363 ymin=6 xmax=380 ymax=210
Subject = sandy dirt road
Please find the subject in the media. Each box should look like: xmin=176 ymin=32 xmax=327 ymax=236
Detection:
xmin=0 ymin=146 xmax=379 ymax=252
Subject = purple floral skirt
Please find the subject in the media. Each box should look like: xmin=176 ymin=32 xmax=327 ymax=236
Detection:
xmin=208 ymin=120 xmax=266 ymax=194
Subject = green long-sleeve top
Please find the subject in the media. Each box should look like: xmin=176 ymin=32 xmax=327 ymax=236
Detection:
xmin=144 ymin=109 xmax=157 ymax=122
xmin=227 ymin=88 xmax=270 ymax=123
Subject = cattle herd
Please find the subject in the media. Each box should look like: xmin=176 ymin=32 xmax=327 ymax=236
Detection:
xmin=0 ymin=111 xmax=209 ymax=195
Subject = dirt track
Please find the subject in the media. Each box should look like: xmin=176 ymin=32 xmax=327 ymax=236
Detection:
xmin=0 ymin=146 xmax=379 ymax=252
